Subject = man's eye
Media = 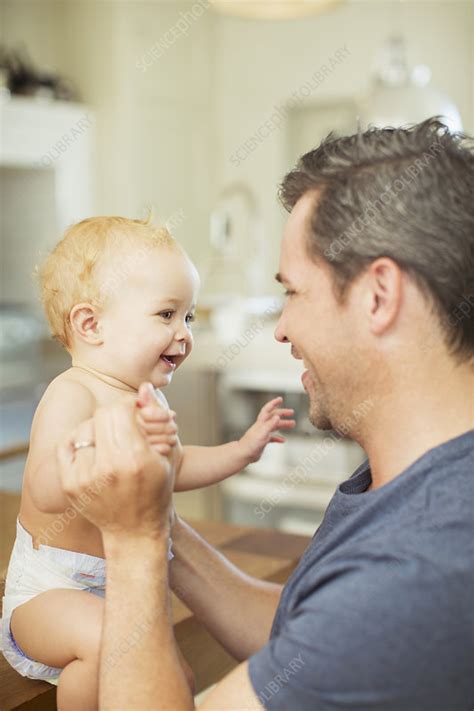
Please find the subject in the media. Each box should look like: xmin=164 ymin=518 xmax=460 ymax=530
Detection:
xmin=159 ymin=311 xmax=174 ymax=320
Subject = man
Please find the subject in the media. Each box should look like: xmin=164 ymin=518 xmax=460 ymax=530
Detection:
xmin=59 ymin=117 xmax=474 ymax=710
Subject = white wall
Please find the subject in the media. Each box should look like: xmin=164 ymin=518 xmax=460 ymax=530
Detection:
xmin=212 ymin=0 xmax=474 ymax=291
xmin=2 ymin=0 xmax=473 ymax=294
xmin=55 ymin=1 xmax=216 ymax=269
xmin=1 ymin=1 xmax=216 ymax=268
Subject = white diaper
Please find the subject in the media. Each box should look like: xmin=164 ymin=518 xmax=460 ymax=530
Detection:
xmin=1 ymin=517 xmax=174 ymax=685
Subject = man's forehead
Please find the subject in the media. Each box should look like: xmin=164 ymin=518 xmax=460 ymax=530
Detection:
xmin=278 ymin=192 xmax=318 ymax=274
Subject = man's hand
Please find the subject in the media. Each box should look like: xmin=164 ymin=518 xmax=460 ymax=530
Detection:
xmin=239 ymin=396 xmax=296 ymax=464
xmin=136 ymin=382 xmax=178 ymax=456
xmin=57 ymin=397 xmax=174 ymax=541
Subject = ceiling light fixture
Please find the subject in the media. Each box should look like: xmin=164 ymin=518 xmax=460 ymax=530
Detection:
xmin=360 ymin=35 xmax=463 ymax=132
xmin=210 ymin=0 xmax=343 ymax=21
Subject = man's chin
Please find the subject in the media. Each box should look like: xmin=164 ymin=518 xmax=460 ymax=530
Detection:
xmin=308 ymin=395 xmax=333 ymax=430
xmin=309 ymin=410 xmax=334 ymax=430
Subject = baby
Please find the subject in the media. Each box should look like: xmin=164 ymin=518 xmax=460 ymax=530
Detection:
xmin=0 ymin=215 xmax=295 ymax=710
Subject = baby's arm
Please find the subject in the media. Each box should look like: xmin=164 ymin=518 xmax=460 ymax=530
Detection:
xmin=26 ymin=379 xmax=97 ymax=513
xmin=135 ymin=388 xmax=294 ymax=491
xmin=174 ymin=397 xmax=295 ymax=492
xmin=30 ymin=381 xmax=178 ymax=514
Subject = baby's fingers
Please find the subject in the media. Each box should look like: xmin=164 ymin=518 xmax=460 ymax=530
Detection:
xmin=263 ymin=397 xmax=283 ymax=411
xmin=148 ymin=434 xmax=178 ymax=446
xmin=266 ymin=412 xmax=295 ymax=432
xmin=258 ymin=397 xmax=283 ymax=420
xmin=277 ymin=419 xmax=296 ymax=430
xmin=152 ymin=443 xmax=172 ymax=456
xmin=274 ymin=408 xmax=295 ymax=418
xmin=139 ymin=419 xmax=178 ymax=436
xmin=270 ymin=435 xmax=286 ymax=444
xmin=139 ymin=406 xmax=176 ymax=423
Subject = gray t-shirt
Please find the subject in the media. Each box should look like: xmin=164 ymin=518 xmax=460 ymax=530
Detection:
xmin=248 ymin=429 xmax=474 ymax=711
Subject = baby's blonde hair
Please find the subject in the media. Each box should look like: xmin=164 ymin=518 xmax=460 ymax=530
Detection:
xmin=39 ymin=214 xmax=178 ymax=348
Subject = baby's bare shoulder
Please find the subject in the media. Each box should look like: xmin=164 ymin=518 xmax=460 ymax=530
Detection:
xmin=31 ymin=371 xmax=96 ymax=443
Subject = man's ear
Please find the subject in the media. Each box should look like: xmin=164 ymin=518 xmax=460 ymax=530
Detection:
xmin=365 ymin=258 xmax=403 ymax=335
xmin=69 ymin=303 xmax=103 ymax=345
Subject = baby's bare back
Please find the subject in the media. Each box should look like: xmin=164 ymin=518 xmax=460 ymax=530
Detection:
xmin=19 ymin=368 xmax=136 ymax=558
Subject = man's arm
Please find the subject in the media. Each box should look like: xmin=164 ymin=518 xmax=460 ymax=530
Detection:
xmin=101 ymin=530 xmax=265 ymax=711
xmin=57 ymin=400 xmax=271 ymax=710
xmin=170 ymin=515 xmax=282 ymax=661
xmin=101 ymin=532 xmax=193 ymax=711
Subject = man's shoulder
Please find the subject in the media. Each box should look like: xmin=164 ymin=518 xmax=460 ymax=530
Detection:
xmin=249 ymin=431 xmax=474 ymax=710
xmin=281 ymin=430 xmax=474 ymax=610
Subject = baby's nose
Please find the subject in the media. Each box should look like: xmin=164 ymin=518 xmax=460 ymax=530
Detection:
xmin=175 ymin=324 xmax=191 ymax=344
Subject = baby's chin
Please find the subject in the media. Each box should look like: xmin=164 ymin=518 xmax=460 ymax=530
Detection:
xmin=139 ymin=355 xmax=186 ymax=390
xmin=148 ymin=369 xmax=176 ymax=390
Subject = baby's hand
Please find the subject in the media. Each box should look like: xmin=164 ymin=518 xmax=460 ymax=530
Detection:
xmin=136 ymin=383 xmax=178 ymax=456
xmin=239 ymin=396 xmax=295 ymax=464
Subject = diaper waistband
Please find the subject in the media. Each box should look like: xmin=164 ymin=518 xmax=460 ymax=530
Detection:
xmin=15 ymin=517 xmax=106 ymax=579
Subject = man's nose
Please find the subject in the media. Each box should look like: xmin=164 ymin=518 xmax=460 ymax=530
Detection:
xmin=274 ymin=315 xmax=289 ymax=343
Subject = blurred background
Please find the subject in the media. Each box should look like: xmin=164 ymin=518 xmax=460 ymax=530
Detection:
xmin=1 ymin=0 xmax=473 ymax=570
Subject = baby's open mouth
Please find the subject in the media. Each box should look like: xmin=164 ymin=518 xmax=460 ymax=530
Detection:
xmin=161 ymin=354 xmax=178 ymax=369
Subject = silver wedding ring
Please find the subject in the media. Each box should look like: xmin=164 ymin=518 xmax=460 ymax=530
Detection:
xmin=73 ymin=440 xmax=95 ymax=451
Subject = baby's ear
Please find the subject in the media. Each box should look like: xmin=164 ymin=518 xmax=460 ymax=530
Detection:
xmin=137 ymin=382 xmax=158 ymax=408
xmin=69 ymin=303 xmax=102 ymax=345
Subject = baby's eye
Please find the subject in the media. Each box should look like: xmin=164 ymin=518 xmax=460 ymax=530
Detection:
xmin=185 ymin=312 xmax=195 ymax=324
xmin=159 ymin=310 xmax=174 ymax=320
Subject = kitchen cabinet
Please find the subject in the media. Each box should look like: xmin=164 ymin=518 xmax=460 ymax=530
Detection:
xmin=165 ymin=366 xmax=223 ymax=521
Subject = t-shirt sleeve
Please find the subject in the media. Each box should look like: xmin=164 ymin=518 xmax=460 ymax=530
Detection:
xmin=248 ymin=552 xmax=464 ymax=711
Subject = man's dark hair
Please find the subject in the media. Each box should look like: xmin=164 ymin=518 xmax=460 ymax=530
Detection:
xmin=279 ymin=117 xmax=474 ymax=361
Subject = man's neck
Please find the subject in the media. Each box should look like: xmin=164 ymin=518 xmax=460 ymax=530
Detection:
xmin=358 ymin=357 xmax=474 ymax=491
